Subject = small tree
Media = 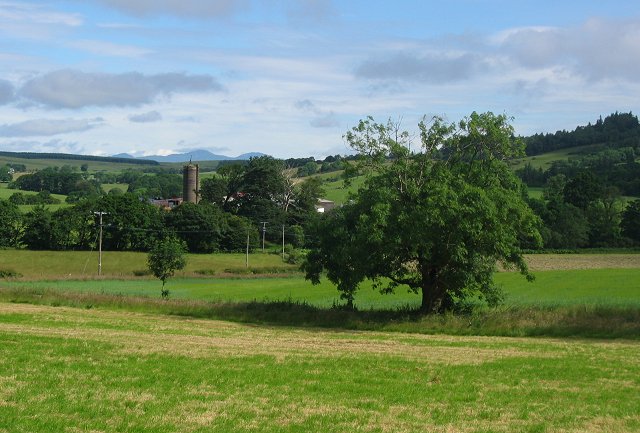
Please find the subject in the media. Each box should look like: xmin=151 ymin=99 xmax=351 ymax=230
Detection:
xmin=147 ymin=237 xmax=187 ymax=299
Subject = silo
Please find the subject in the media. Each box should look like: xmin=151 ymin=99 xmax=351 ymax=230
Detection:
xmin=182 ymin=163 xmax=199 ymax=203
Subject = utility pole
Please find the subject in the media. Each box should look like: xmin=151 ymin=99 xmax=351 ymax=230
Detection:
xmin=93 ymin=211 xmax=108 ymax=276
xmin=282 ymin=224 xmax=285 ymax=261
xmin=260 ymin=221 xmax=267 ymax=252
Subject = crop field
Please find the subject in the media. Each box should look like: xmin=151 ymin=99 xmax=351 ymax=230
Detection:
xmin=1 ymin=303 xmax=639 ymax=432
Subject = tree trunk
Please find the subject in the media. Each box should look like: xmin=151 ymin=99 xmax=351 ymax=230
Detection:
xmin=419 ymin=266 xmax=441 ymax=313
xmin=420 ymin=275 xmax=445 ymax=313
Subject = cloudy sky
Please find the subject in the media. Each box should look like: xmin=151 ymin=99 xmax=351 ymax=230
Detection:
xmin=0 ymin=0 xmax=639 ymax=158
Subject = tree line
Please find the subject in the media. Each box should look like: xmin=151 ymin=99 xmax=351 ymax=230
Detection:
xmin=0 ymin=151 xmax=158 ymax=165
xmin=524 ymin=112 xmax=640 ymax=156
xmin=0 ymin=156 xmax=323 ymax=254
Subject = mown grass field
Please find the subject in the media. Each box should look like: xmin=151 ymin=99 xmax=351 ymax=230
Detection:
xmin=1 ymin=251 xmax=640 ymax=431
xmin=1 ymin=303 xmax=639 ymax=433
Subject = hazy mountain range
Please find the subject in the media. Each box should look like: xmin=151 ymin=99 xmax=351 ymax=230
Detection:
xmin=112 ymin=149 xmax=267 ymax=163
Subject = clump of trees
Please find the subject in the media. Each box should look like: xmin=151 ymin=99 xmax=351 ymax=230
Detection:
xmin=198 ymin=155 xmax=324 ymax=246
xmin=304 ymin=112 xmax=542 ymax=312
xmin=9 ymin=166 xmax=103 ymax=202
xmin=0 ymin=155 xmax=324 ymax=254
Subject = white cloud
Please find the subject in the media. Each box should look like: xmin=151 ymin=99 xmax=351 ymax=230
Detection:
xmin=94 ymin=0 xmax=249 ymax=18
xmin=499 ymin=18 xmax=640 ymax=82
xmin=286 ymin=0 xmax=335 ymax=25
xmin=294 ymin=98 xmax=340 ymax=128
xmin=128 ymin=110 xmax=162 ymax=123
xmin=19 ymin=69 xmax=224 ymax=109
xmin=0 ymin=2 xmax=83 ymax=26
xmin=354 ymin=17 xmax=640 ymax=87
xmin=0 ymin=79 xmax=14 ymax=104
xmin=309 ymin=112 xmax=339 ymax=128
xmin=0 ymin=138 xmax=86 ymax=154
xmin=68 ymin=39 xmax=153 ymax=58
xmin=0 ymin=118 xmax=103 ymax=137
xmin=355 ymin=52 xmax=487 ymax=84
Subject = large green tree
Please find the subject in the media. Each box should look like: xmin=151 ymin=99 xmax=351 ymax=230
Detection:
xmin=165 ymin=202 xmax=225 ymax=253
xmin=96 ymin=193 xmax=164 ymax=251
xmin=304 ymin=112 xmax=541 ymax=312
xmin=622 ymin=199 xmax=640 ymax=244
xmin=0 ymin=199 xmax=21 ymax=247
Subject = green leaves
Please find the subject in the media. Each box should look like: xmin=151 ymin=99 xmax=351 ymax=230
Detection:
xmin=147 ymin=237 xmax=187 ymax=292
xmin=305 ymin=112 xmax=541 ymax=312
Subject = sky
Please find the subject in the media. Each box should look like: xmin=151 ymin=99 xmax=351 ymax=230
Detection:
xmin=0 ymin=0 xmax=639 ymax=159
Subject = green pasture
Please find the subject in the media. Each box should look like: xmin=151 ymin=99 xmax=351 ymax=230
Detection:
xmin=1 ymin=249 xmax=640 ymax=310
xmin=102 ymin=183 xmax=129 ymax=193
xmin=508 ymin=143 xmax=604 ymax=171
xmin=0 ymin=155 xmax=163 ymax=172
xmin=0 ymin=183 xmax=67 ymax=201
xmin=0 ymin=183 xmax=69 ymax=212
xmin=0 ymin=303 xmax=639 ymax=433
xmin=320 ymin=174 xmax=365 ymax=204
xmin=0 ymin=250 xmax=295 ymax=280
xmin=3 ymin=268 xmax=640 ymax=310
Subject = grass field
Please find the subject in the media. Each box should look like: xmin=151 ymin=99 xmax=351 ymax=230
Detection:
xmin=508 ymin=144 xmax=605 ymax=171
xmin=2 ymin=267 xmax=640 ymax=309
xmin=1 ymin=250 xmax=640 ymax=339
xmin=0 ymin=250 xmax=296 ymax=280
xmin=0 ymin=183 xmax=67 ymax=202
xmin=0 ymin=183 xmax=70 ymax=212
xmin=102 ymin=183 xmax=129 ymax=193
xmin=0 ymin=155 xmax=163 ymax=172
xmin=319 ymin=173 xmax=366 ymax=204
xmin=0 ymin=303 xmax=639 ymax=432
xmin=1 ymin=251 xmax=639 ymax=431
xmin=1 ymin=251 xmax=639 ymax=307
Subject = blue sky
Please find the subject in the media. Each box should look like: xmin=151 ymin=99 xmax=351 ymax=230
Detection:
xmin=0 ymin=0 xmax=639 ymax=158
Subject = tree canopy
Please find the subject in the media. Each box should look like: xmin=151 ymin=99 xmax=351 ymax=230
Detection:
xmin=147 ymin=237 xmax=187 ymax=298
xmin=304 ymin=112 xmax=542 ymax=312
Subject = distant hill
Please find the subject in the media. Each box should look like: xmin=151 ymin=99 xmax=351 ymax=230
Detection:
xmin=524 ymin=112 xmax=640 ymax=156
xmin=117 ymin=150 xmax=267 ymax=163
xmin=0 ymin=151 xmax=158 ymax=166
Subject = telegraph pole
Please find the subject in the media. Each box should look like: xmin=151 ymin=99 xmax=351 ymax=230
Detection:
xmin=260 ymin=221 xmax=267 ymax=252
xmin=93 ymin=211 xmax=108 ymax=276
